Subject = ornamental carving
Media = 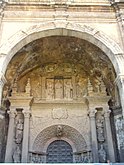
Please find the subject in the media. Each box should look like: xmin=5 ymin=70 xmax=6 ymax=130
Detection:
xmin=13 ymin=111 xmax=24 ymax=163
xmin=52 ymin=108 xmax=68 ymax=119
xmin=98 ymin=144 xmax=106 ymax=163
xmin=12 ymin=145 xmax=21 ymax=163
xmin=29 ymin=152 xmax=45 ymax=163
xmin=56 ymin=125 xmax=63 ymax=137
xmin=15 ymin=119 xmax=24 ymax=144
xmin=96 ymin=117 xmax=105 ymax=142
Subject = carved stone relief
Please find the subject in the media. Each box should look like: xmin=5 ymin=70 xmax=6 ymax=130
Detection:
xmin=46 ymin=79 xmax=54 ymax=100
xmin=115 ymin=117 xmax=124 ymax=150
xmin=74 ymin=151 xmax=92 ymax=163
xmin=98 ymin=144 xmax=106 ymax=163
xmin=46 ymin=77 xmax=73 ymax=100
xmin=96 ymin=110 xmax=107 ymax=163
xmin=52 ymin=108 xmax=68 ymax=119
xmin=29 ymin=152 xmax=45 ymax=163
xmin=32 ymin=125 xmax=87 ymax=153
xmin=64 ymin=79 xmax=73 ymax=99
xmin=12 ymin=145 xmax=21 ymax=163
xmin=55 ymin=79 xmax=63 ymax=99
xmin=56 ymin=125 xmax=63 ymax=137
xmin=96 ymin=117 xmax=105 ymax=142
xmin=15 ymin=118 xmax=23 ymax=144
xmin=13 ymin=111 xmax=24 ymax=163
xmin=5 ymin=36 xmax=116 ymax=103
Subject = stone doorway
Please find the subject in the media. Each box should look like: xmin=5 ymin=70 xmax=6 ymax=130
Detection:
xmin=46 ymin=140 xmax=73 ymax=163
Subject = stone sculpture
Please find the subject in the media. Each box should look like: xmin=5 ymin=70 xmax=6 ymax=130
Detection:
xmin=13 ymin=145 xmax=21 ymax=163
xmin=96 ymin=118 xmax=104 ymax=142
xmin=15 ymin=119 xmax=23 ymax=144
xmin=56 ymin=125 xmax=63 ymax=137
xmin=98 ymin=144 xmax=106 ymax=163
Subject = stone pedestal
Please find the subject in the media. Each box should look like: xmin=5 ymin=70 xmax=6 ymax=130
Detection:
xmin=5 ymin=109 xmax=17 ymax=162
xmin=21 ymin=109 xmax=31 ymax=163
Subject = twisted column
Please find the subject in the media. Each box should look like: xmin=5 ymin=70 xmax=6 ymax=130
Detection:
xmin=104 ymin=108 xmax=115 ymax=162
xmin=21 ymin=109 xmax=31 ymax=163
xmin=89 ymin=109 xmax=99 ymax=163
xmin=5 ymin=109 xmax=17 ymax=162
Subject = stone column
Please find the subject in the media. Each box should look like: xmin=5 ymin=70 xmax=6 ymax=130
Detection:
xmin=104 ymin=108 xmax=115 ymax=162
xmin=89 ymin=109 xmax=99 ymax=163
xmin=5 ymin=109 xmax=17 ymax=162
xmin=21 ymin=109 xmax=31 ymax=163
xmin=115 ymin=74 xmax=124 ymax=117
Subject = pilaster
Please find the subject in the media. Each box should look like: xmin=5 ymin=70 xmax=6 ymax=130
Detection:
xmin=103 ymin=107 xmax=116 ymax=162
xmin=21 ymin=108 xmax=31 ymax=163
xmin=88 ymin=109 xmax=99 ymax=163
xmin=5 ymin=109 xmax=17 ymax=162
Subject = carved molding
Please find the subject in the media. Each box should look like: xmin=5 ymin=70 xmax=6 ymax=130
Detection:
xmin=0 ymin=21 xmax=123 ymax=56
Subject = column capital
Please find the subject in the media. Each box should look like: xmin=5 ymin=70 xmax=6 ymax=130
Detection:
xmin=7 ymin=110 xmax=17 ymax=118
xmin=22 ymin=110 xmax=31 ymax=118
xmin=103 ymin=109 xmax=111 ymax=118
xmin=88 ymin=109 xmax=97 ymax=118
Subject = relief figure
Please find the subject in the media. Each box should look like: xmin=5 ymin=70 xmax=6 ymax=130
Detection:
xmin=46 ymin=79 xmax=54 ymax=99
xmin=55 ymin=79 xmax=63 ymax=99
xmin=98 ymin=144 xmax=106 ymax=163
xmin=96 ymin=118 xmax=104 ymax=142
xmin=15 ymin=119 xmax=23 ymax=144
xmin=13 ymin=145 xmax=21 ymax=163
xmin=64 ymin=79 xmax=73 ymax=99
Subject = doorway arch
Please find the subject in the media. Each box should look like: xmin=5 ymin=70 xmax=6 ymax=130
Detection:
xmin=46 ymin=140 xmax=73 ymax=163
xmin=0 ymin=21 xmax=124 ymax=114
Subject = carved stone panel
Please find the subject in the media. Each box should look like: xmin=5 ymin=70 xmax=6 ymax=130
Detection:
xmin=52 ymin=108 xmax=68 ymax=119
xmin=55 ymin=79 xmax=63 ymax=99
xmin=46 ymin=79 xmax=54 ymax=100
xmin=64 ymin=79 xmax=73 ymax=99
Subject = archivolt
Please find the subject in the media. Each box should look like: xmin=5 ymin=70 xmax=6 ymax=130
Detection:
xmin=0 ymin=21 xmax=124 ymax=75
xmin=32 ymin=124 xmax=87 ymax=153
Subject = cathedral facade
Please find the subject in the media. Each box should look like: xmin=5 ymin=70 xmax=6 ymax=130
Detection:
xmin=0 ymin=0 xmax=124 ymax=163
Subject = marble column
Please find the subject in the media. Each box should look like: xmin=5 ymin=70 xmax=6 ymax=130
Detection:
xmin=21 ymin=109 xmax=31 ymax=163
xmin=5 ymin=109 xmax=17 ymax=162
xmin=89 ymin=109 xmax=99 ymax=163
xmin=104 ymin=108 xmax=115 ymax=162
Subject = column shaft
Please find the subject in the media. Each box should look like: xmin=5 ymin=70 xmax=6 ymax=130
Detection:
xmin=89 ymin=110 xmax=99 ymax=163
xmin=104 ymin=109 xmax=115 ymax=162
xmin=5 ymin=110 xmax=16 ymax=162
xmin=21 ymin=110 xmax=30 ymax=163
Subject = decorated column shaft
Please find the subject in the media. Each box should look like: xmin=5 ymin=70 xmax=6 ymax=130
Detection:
xmin=21 ymin=109 xmax=31 ymax=163
xmin=5 ymin=109 xmax=17 ymax=162
xmin=104 ymin=108 xmax=115 ymax=162
xmin=89 ymin=109 xmax=99 ymax=163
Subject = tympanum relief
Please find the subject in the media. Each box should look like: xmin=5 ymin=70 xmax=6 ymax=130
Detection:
xmin=4 ymin=36 xmax=116 ymax=104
